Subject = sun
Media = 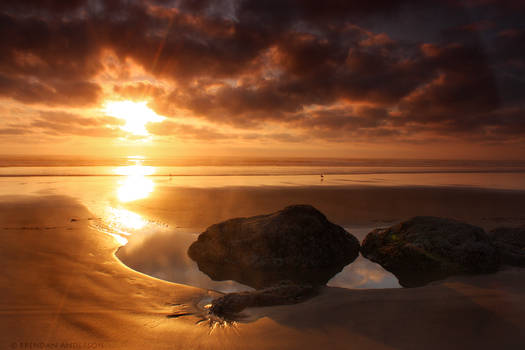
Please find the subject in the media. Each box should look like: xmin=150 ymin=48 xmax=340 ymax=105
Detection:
xmin=104 ymin=100 xmax=165 ymax=136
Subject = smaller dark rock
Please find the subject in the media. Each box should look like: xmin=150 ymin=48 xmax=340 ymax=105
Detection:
xmin=361 ymin=216 xmax=500 ymax=287
xmin=210 ymin=281 xmax=317 ymax=318
xmin=489 ymin=226 xmax=525 ymax=267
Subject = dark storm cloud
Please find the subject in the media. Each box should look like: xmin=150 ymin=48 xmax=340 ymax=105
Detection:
xmin=288 ymin=106 xmax=403 ymax=142
xmin=399 ymin=43 xmax=501 ymax=119
xmin=0 ymin=0 xmax=523 ymax=142
xmin=0 ymin=0 xmax=88 ymax=14
xmin=0 ymin=73 xmax=101 ymax=106
xmin=495 ymin=29 xmax=525 ymax=66
xmin=296 ymin=106 xmax=391 ymax=130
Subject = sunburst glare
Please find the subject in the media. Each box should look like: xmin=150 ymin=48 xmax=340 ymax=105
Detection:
xmin=104 ymin=100 xmax=165 ymax=136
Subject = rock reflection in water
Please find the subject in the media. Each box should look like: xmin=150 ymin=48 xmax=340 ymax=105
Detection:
xmin=116 ymin=223 xmax=400 ymax=293
xmin=116 ymin=230 xmax=254 ymax=293
xmin=187 ymin=205 xmax=361 ymax=290
xmin=193 ymin=259 xmax=348 ymax=290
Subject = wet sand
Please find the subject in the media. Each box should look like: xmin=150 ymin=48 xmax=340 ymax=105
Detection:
xmin=117 ymin=185 xmax=525 ymax=291
xmin=126 ymin=185 xmax=525 ymax=230
xmin=2 ymin=194 xmax=525 ymax=349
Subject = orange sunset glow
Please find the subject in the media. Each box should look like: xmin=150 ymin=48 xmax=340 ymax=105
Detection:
xmin=0 ymin=1 xmax=523 ymax=159
xmin=2 ymin=1 xmax=525 ymax=349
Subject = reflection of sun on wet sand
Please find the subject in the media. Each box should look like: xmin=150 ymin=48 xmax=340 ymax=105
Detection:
xmin=114 ymin=161 xmax=155 ymax=203
xmin=3 ymin=195 xmax=525 ymax=349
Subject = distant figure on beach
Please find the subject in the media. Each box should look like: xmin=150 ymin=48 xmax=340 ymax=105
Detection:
xmin=320 ymin=174 xmax=324 ymax=182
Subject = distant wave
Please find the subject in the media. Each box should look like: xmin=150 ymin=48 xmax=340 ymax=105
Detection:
xmin=1 ymin=156 xmax=525 ymax=168
xmin=1 ymin=166 xmax=525 ymax=177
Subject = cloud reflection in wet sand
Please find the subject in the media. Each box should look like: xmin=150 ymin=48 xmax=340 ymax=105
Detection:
xmin=116 ymin=226 xmax=400 ymax=292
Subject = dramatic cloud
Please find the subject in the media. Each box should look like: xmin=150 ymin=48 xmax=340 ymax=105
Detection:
xmin=0 ymin=0 xmax=523 ymax=147
xmin=3 ymin=111 xmax=124 ymax=138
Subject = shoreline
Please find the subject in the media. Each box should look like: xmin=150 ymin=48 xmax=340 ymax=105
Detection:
xmin=2 ymin=194 xmax=525 ymax=349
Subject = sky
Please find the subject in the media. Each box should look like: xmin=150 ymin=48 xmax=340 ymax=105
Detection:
xmin=0 ymin=0 xmax=524 ymax=159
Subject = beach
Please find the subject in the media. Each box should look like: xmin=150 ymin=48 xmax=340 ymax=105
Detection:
xmin=2 ymin=191 xmax=525 ymax=349
xmin=1 ymin=160 xmax=525 ymax=348
xmin=2 ymin=0 xmax=525 ymax=347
